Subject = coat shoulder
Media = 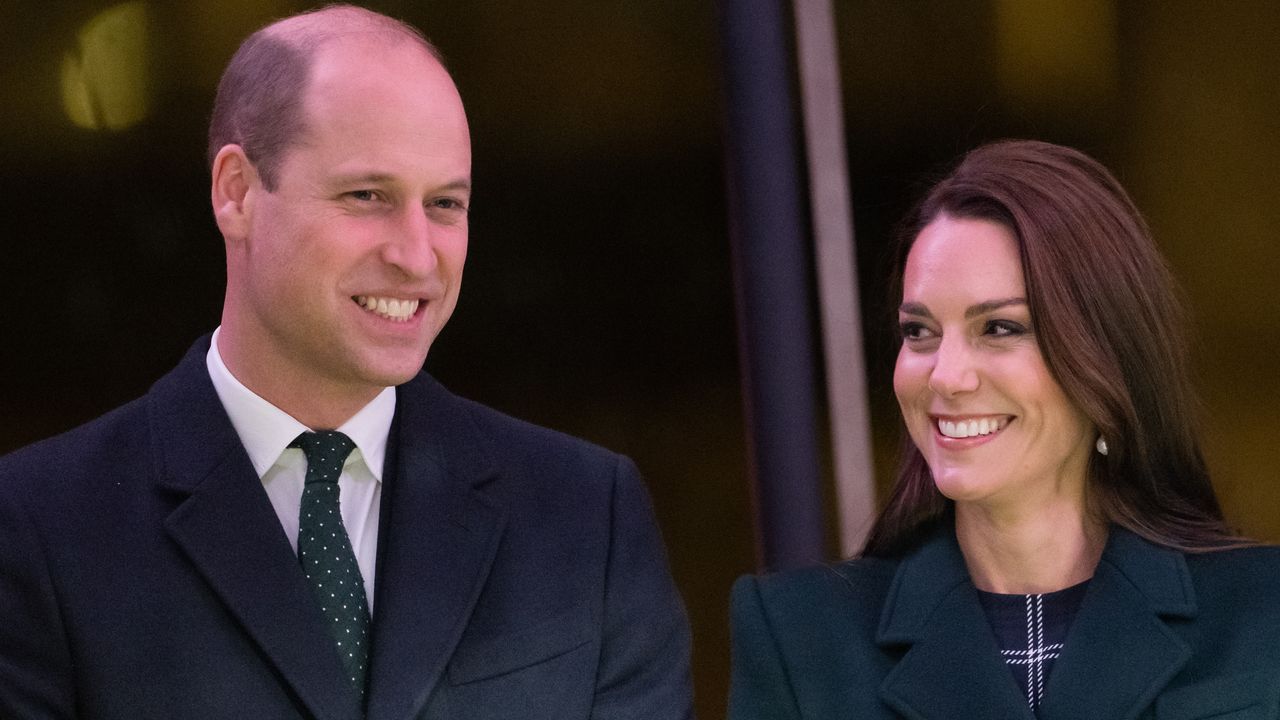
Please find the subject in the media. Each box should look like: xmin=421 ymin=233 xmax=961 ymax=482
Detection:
xmin=457 ymin=392 xmax=620 ymax=464
xmin=410 ymin=373 xmax=630 ymax=491
xmin=0 ymin=395 xmax=151 ymax=502
xmin=750 ymin=555 xmax=897 ymax=600
xmin=735 ymin=555 xmax=899 ymax=638
xmin=1184 ymin=544 xmax=1280 ymax=611
xmin=1157 ymin=545 xmax=1280 ymax=691
xmin=730 ymin=556 xmax=900 ymax=717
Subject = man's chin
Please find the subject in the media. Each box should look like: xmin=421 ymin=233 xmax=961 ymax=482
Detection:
xmin=359 ymin=352 xmax=431 ymax=388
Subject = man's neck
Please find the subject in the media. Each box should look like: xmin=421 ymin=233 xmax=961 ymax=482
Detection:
xmin=213 ymin=328 xmax=381 ymax=430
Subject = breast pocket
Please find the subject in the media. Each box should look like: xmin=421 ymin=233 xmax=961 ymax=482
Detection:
xmin=1156 ymin=671 xmax=1280 ymax=720
xmin=446 ymin=609 xmax=595 ymax=686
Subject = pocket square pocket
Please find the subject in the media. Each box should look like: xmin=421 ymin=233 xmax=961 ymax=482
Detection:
xmin=1156 ymin=671 xmax=1280 ymax=720
xmin=447 ymin=609 xmax=595 ymax=685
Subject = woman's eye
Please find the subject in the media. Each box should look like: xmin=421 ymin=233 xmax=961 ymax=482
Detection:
xmin=985 ymin=319 xmax=1027 ymax=337
xmin=899 ymin=321 xmax=931 ymax=340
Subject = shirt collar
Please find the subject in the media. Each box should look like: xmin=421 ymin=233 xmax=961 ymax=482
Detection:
xmin=205 ymin=327 xmax=395 ymax=481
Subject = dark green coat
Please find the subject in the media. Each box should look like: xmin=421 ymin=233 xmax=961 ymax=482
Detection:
xmin=730 ymin=526 xmax=1280 ymax=719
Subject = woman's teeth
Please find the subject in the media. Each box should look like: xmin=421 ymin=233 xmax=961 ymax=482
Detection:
xmin=937 ymin=417 xmax=1006 ymax=439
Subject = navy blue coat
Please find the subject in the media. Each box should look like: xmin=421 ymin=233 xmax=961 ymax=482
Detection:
xmin=0 ymin=337 xmax=693 ymax=720
xmin=731 ymin=524 xmax=1280 ymax=719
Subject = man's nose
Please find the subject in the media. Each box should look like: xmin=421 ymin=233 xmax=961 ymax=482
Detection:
xmin=383 ymin=204 xmax=439 ymax=277
xmin=927 ymin=335 xmax=980 ymax=397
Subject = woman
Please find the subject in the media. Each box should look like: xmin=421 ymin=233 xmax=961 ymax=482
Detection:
xmin=729 ymin=140 xmax=1280 ymax=719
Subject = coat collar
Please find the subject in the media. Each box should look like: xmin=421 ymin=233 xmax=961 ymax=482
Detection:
xmin=1039 ymin=529 xmax=1194 ymax=720
xmin=363 ymin=371 xmax=507 ymax=720
xmin=874 ymin=522 xmax=1196 ymax=720
xmin=153 ymin=337 xmax=507 ymax=720
xmin=154 ymin=336 xmax=365 ymax=720
xmin=875 ymin=526 xmax=1035 ymax=719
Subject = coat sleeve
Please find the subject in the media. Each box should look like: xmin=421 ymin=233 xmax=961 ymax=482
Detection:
xmin=589 ymin=456 xmax=695 ymax=719
xmin=729 ymin=575 xmax=803 ymax=720
xmin=0 ymin=480 xmax=78 ymax=719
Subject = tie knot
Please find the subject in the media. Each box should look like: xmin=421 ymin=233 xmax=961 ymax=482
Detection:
xmin=289 ymin=430 xmax=355 ymax=484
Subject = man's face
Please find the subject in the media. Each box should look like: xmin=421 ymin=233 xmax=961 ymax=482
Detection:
xmin=235 ymin=38 xmax=471 ymax=403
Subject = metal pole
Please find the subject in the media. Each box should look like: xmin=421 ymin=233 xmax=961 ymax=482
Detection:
xmin=717 ymin=0 xmax=826 ymax=572
xmin=792 ymin=0 xmax=877 ymax=556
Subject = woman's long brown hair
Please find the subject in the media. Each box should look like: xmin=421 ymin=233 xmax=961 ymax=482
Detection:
xmin=863 ymin=140 xmax=1244 ymax=557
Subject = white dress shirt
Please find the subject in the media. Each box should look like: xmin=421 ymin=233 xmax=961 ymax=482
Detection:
xmin=205 ymin=327 xmax=393 ymax=611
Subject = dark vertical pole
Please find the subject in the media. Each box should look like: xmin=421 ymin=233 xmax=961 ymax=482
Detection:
xmin=717 ymin=0 xmax=826 ymax=572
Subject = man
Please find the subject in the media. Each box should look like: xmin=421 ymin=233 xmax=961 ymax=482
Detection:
xmin=0 ymin=6 xmax=693 ymax=719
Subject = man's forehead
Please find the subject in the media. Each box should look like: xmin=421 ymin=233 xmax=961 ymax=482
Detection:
xmin=300 ymin=42 xmax=459 ymax=127
xmin=281 ymin=43 xmax=469 ymax=178
xmin=263 ymin=6 xmax=407 ymax=43
xmin=259 ymin=5 xmax=442 ymax=65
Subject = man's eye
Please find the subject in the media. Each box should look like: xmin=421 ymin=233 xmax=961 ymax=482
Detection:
xmin=348 ymin=190 xmax=378 ymax=202
xmin=430 ymin=197 xmax=467 ymax=211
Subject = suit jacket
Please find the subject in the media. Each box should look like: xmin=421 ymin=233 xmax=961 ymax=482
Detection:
xmin=0 ymin=336 xmax=693 ymax=720
xmin=730 ymin=524 xmax=1280 ymax=719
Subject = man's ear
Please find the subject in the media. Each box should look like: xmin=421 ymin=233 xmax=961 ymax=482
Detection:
xmin=211 ymin=144 xmax=259 ymax=243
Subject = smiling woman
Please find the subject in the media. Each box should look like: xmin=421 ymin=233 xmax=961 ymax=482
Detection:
xmin=729 ymin=140 xmax=1280 ymax=720
xmin=870 ymin=140 xmax=1230 ymax=560
xmin=893 ymin=214 xmax=1096 ymax=561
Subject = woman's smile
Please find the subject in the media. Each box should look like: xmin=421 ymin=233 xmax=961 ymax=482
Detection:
xmin=894 ymin=214 xmax=1094 ymax=509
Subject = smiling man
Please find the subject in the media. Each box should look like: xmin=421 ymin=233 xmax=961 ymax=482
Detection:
xmin=0 ymin=6 xmax=693 ymax=719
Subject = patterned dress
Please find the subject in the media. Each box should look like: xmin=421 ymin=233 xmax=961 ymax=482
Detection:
xmin=977 ymin=580 xmax=1090 ymax=715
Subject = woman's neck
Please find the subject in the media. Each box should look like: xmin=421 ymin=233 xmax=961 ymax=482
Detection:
xmin=955 ymin=496 xmax=1107 ymax=595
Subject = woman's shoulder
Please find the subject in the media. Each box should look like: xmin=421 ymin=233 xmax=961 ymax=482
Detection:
xmin=731 ymin=557 xmax=901 ymax=679
xmin=1183 ymin=543 xmax=1280 ymax=594
xmin=733 ymin=555 xmax=901 ymax=625
xmin=1166 ymin=544 xmax=1280 ymax=671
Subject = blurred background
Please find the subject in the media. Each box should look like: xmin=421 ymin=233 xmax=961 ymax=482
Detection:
xmin=2 ymin=2 xmax=1278 ymax=716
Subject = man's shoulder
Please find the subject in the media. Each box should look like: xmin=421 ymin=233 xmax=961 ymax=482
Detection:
xmin=0 ymin=396 xmax=151 ymax=482
xmin=0 ymin=337 xmax=211 ymax=503
xmin=402 ymin=372 xmax=626 ymax=466
xmin=0 ymin=394 xmax=156 ymax=529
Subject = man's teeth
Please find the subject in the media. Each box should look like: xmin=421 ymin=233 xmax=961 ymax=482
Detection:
xmin=354 ymin=296 xmax=419 ymax=321
xmin=937 ymin=417 xmax=1005 ymax=439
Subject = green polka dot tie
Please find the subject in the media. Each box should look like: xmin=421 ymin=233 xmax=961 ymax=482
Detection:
xmin=290 ymin=430 xmax=371 ymax=700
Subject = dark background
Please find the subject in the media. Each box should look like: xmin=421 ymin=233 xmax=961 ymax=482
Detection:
xmin=3 ymin=3 xmax=1278 ymax=717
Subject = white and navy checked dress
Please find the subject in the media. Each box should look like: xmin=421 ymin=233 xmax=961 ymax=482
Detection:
xmin=976 ymin=580 xmax=1090 ymax=715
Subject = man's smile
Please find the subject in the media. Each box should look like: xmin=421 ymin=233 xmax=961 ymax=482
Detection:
xmin=352 ymin=295 xmax=421 ymax=322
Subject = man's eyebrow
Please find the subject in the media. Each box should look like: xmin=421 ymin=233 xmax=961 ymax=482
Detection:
xmin=435 ymin=178 xmax=472 ymax=194
xmin=897 ymin=297 xmax=1027 ymax=320
xmin=329 ymin=174 xmax=472 ymax=193
xmin=332 ymin=172 xmax=396 ymax=185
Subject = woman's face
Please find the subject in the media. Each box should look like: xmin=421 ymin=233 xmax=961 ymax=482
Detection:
xmin=893 ymin=214 xmax=1094 ymax=512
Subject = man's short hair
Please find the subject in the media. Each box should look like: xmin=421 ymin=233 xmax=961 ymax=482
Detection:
xmin=206 ymin=4 xmax=444 ymax=191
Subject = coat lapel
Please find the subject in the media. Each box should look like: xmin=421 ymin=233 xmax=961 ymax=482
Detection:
xmin=154 ymin=338 xmax=362 ymax=720
xmin=876 ymin=528 xmax=1035 ymax=720
xmin=364 ymin=374 xmax=507 ymax=720
xmin=1040 ymin=529 xmax=1194 ymax=720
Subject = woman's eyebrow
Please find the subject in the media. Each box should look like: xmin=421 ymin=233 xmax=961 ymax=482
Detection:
xmin=965 ymin=297 xmax=1027 ymax=319
xmin=897 ymin=297 xmax=1027 ymax=320
xmin=898 ymin=302 xmax=931 ymax=319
